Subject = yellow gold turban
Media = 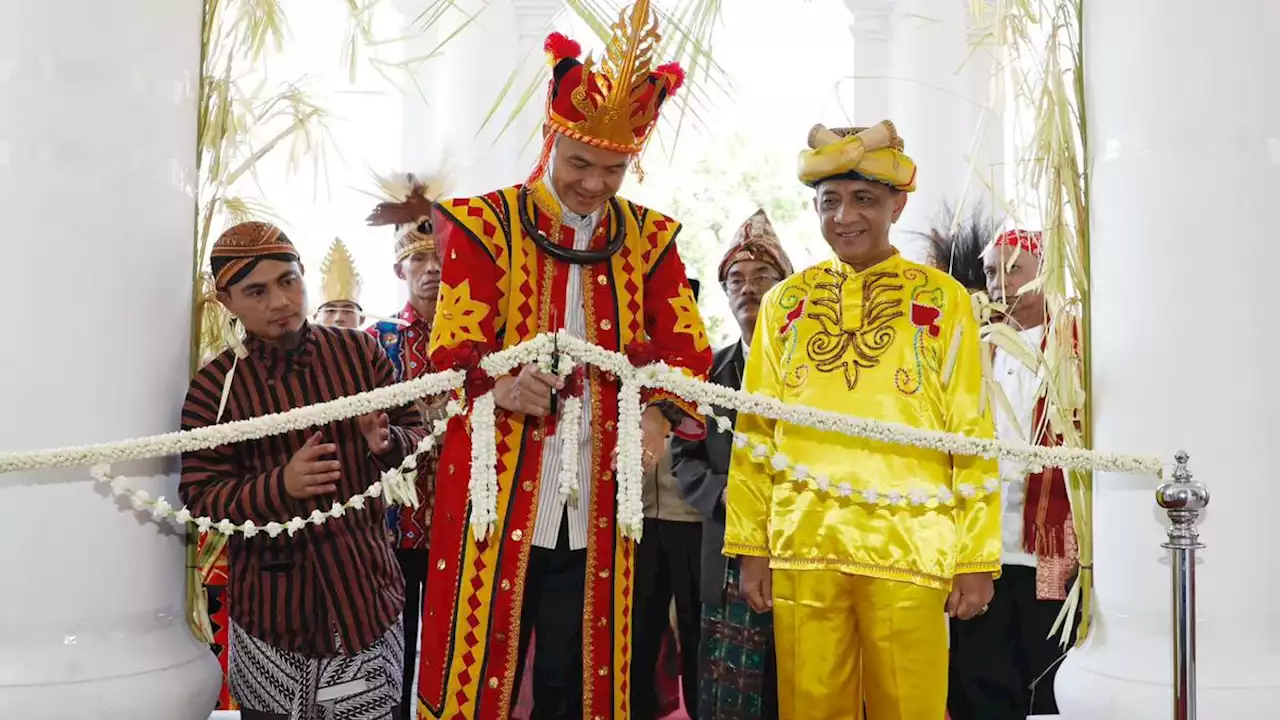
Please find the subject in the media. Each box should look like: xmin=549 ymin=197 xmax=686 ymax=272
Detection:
xmin=797 ymin=120 xmax=917 ymax=191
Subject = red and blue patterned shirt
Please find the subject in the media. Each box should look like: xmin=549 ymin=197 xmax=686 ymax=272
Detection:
xmin=368 ymin=303 xmax=439 ymax=550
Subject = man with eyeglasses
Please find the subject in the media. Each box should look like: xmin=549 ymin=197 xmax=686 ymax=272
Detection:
xmin=672 ymin=209 xmax=793 ymax=719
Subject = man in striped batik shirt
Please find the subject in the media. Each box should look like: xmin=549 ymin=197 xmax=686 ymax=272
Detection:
xmin=180 ymin=221 xmax=427 ymax=720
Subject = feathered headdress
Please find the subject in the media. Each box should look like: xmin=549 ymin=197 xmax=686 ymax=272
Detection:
xmin=366 ymin=172 xmax=448 ymax=263
xmin=530 ymin=0 xmax=685 ymax=181
xmin=919 ymin=203 xmax=999 ymax=293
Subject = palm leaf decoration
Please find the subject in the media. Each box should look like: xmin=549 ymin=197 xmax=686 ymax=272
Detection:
xmin=969 ymin=0 xmax=1093 ymax=647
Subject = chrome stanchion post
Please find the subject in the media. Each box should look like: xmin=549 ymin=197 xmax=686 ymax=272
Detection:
xmin=1155 ymin=450 xmax=1209 ymax=720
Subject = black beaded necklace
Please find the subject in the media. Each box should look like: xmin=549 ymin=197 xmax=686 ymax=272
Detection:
xmin=518 ymin=186 xmax=626 ymax=265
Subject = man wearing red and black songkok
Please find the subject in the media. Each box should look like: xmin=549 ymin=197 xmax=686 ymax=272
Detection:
xmin=180 ymin=220 xmax=427 ymax=720
xmin=947 ymin=229 xmax=1080 ymax=720
xmin=365 ymin=175 xmax=449 ymax=720
xmin=416 ymin=1 xmax=712 ymax=718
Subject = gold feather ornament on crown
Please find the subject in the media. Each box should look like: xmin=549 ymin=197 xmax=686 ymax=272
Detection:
xmin=319 ymin=237 xmax=362 ymax=306
xmin=572 ymin=0 xmax=663 ymax=150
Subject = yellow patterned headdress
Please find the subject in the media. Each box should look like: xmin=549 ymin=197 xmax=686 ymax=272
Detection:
xmin=366 ymin=172 xmax=447 ymax=263
xmin=798 ymin=121 xmax=917 ymax=191
xmin=531 ymin=1 xmax=685 ymax=179
xmin=318 ymin=237 xmax=361 ymax=309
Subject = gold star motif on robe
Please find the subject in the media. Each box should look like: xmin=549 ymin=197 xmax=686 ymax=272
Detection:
xmin=667 ymin=283 xmax=709 ymax=351
xmin=436 ymin=279 xmax=491 ymax=346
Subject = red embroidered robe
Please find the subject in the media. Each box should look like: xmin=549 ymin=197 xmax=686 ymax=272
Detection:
xmin=417 ymin=180 xmax=712 ymax=719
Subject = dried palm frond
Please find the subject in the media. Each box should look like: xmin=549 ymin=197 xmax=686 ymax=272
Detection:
xmin=969 ymin=0 xmax=1094 ymax=647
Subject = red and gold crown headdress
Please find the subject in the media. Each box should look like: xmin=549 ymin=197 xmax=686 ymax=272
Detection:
xmin=531 ymin=0 xmax=685 ymax=181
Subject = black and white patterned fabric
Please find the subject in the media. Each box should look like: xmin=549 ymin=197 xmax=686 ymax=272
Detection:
xmin=229 ymin=618 xmax=405 ymax=720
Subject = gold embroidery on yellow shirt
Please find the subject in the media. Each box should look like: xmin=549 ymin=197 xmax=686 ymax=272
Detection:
xmin=436 ymin=279 xmax=492 ymax=345
xmin=667 ymin=283 xmax=710 ymax=352
xmin=895 ymin=267 xmax=947 ymax=394
xmin=806 ymin=265 xmax=905 ymax=389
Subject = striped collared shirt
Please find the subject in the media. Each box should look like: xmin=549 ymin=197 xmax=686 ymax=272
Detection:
xmin=180 ymin=322 xmax=426 ymax=656
xmin=530 ymin=202 xmax=598 ymax=551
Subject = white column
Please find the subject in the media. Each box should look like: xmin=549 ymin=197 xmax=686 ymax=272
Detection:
xmin=887 ymin=0 xmax=1002 ymax=240
xmin=1054 ymin=2 xmax=1280 ymax=718
xmin=845 ymin=0 xmax=1003 ymax=256
xmin=845 ymin=0 xmax=894 ymax=122
xmin=394 ymin=0 xmax=531 ymax=195
xmin=0 ymin=1 xmax=221 ymax=718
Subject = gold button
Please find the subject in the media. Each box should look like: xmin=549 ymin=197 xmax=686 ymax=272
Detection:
xmin=599 ymin=319 xmax=612 ymax=330
xmin=501 ymin=579 xmax=511 ymax=591
xmin=488 ymin=677 xmax=499 ymax=689
xmin=598 ymin=569 xmax=611 ymax=579
xmin=511 ymin=529 xmax=524 ymax=542
xmin=598 ymin=617 xmax=608 ymax=627
xmin=522 ymin=481 xmax=534 ymax=492
xmin=597 ymin=517 xmax=609 ymax=528
xmin=496 ymin=632 xmax=507 ymax=642
xmin=436 ymin=559 xmax=446 ymax=570
xmin=602 ymin=470 xmax=613 ymax=481
xmin=605 ymin=421 xmax=615 ymax=431
xmin=451 ymin=250 xmax=458 ymax=260
xmin=597 ymin=666 xmax=608 ymax=677
xmin=448 ymin=463 xmax=455 ymax=474
xmin=597 ymin=274 xmax=608 ymax=285
xmin=532 ymin=430 xmax=544 ymax=442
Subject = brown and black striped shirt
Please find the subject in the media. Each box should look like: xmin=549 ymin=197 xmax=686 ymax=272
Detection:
xmin=180 ymin=322 xmax=425 ymax=656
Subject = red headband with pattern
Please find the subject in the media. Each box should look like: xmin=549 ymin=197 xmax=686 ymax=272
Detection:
xmin=994 ymin=229 xmax=1043 ymax=258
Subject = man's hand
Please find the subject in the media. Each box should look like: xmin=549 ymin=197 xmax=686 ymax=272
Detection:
xmin=414 ymin=395 xmax=449 ymax=423
xmin=358 ymin=412 xmax=395 ymax=456
xmin=739 ymin=555 xmax=773 ymax=613
xmin=493 ymin=364 xmax=563 ymax=417
xmin=946 ymin=572 xmax=996 ymax=620
xmin=284 ymin=433 xmax=341 ymax=500
xmin=611 ymin=405 xmax=671 ymax=473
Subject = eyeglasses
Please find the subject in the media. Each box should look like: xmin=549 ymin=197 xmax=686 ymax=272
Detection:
xmin=724 ymin=274 xmax=782 ymax=292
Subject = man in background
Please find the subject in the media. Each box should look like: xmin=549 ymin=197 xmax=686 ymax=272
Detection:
xmin=948 ymin=229 xmax=1078 ymax=720
xmin=365 ymin=176 xmax=448 ymax=720
xmin=632 ymin=277 xmax=708 ymax=720
xmin=313 ymin=237 xmax=363 ymax=329
xmin=674 ymin=209 xmax=792 ymax=720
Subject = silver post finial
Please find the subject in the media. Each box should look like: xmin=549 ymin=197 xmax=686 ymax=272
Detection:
xmin=1157 ymin=450 xmax=1210 ymax=550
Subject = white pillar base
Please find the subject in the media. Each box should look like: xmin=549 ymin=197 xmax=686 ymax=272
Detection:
xmin=0 ymin=0 xmax=221 ymax=717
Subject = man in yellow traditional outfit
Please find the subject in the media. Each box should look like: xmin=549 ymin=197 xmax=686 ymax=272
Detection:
xmin=723 ymin=122 xmax=1001 ymax=720
xmin=314 ymin=237 xmax=364 ymax=329
xmin=416 ymin=2 xmax=712 ymax=718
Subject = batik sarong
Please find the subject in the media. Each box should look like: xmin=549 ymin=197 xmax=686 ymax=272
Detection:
xmin=229 ymin=617 xmax=405 ymax=720
xmin=697 ymin=560 xmax=777 ymax=720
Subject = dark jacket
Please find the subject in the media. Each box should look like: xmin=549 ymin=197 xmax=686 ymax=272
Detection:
xmin=671 ymin=342 xmax=745 ymax=606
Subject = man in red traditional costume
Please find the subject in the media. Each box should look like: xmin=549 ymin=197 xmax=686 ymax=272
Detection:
xmin=415 ymin=2 xmax=712 ymax=718
xmin=366 ymin=175 xmax=449 ymax=720
xmin=948 ymin=229 xmax=1078 ymax=720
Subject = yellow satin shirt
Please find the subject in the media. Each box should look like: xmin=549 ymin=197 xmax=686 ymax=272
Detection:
xmin=723 ymin=252 xmax=1001 ymax=590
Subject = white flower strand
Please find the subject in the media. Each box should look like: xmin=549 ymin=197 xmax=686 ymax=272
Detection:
xmin=557 ymin=395 xmax=583 ymax=506
xmin=726 ymin=429 xmax=1002 ymax=509
xmin=0 ymin=369 xmax=463 ymax=476
xmin=0 ymin=331 xmax=1169 ymax=545
xmin=86 ymin=405 xmax=457 ymax=539
xmin=468 ymin=392 xmax=500 ymax=542
xmin=615 ymin=378 xmax=645 ymax=541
